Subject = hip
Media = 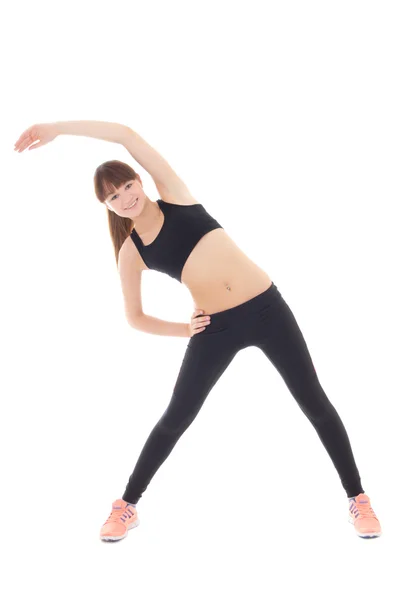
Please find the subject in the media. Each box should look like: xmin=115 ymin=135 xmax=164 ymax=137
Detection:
xmin=187 ymin=280 xmax=286 ymax=351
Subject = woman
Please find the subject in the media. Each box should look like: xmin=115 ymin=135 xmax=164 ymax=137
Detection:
xmin=14 ymin=120 xmax=382 ymax=543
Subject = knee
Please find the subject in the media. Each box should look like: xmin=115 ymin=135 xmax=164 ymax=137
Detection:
xmin=297 ymin=383 xmax=336 ymax=424
xmin=157 ymin=412 xmax=194 ymax=437
xmin=304 ymin=398 xmax=337 ymax=425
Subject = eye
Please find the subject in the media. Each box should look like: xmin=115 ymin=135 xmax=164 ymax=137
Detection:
xmin=110 ymin=182 xmax=132 ymax=202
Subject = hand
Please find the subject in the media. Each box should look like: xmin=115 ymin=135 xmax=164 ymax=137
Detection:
xmin=188 ymin=309 xmax=211 ymax=337
xmin=14 ymin=122 xmax=58 ymax=153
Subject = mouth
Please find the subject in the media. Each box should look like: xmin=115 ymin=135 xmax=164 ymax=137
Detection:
xmin=125 ymin=198 xmax=138 ymax=210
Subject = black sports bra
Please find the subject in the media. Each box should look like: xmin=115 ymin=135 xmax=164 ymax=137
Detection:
xmin=129 ymin=199 xmax=223 ymax=282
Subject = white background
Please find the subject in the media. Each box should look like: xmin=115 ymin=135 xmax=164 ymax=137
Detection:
xmin=2 ymin=1 xmax=399 ymax=598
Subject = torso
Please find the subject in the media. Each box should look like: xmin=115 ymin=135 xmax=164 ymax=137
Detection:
xmin=128 ymin=200 xmax=273 ymax=315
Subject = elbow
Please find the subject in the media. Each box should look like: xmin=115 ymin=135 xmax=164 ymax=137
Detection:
xmin=128 ymin=313 xmax=146 ymax=330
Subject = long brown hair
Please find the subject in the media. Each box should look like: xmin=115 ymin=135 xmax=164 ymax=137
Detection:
xmin=94 ymin=160 xmax=139 ymax=267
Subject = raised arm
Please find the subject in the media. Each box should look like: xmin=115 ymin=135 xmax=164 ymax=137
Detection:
xmin=121 ymin=127 xmax=195 ymax=204
xmin=54 ymin=120 xmax=194 ymax=201
xmin=54 ymin=120 xmax=130 ymax=144
xmin=54 ymin=120 xmax=195 ymax=204
xmin=15 ymin=120 xmax=194 ymax=204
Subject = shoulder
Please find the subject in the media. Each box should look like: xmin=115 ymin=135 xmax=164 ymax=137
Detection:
xmin=153 ymin=179 xmax=201 ymax=206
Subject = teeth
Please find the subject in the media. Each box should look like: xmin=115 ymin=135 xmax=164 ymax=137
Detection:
xmin=126 ymin=199 xmax=138 ymax=209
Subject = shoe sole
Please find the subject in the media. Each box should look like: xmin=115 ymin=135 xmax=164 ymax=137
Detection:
xmin=100 ymin=518 xmax=140 ymax=542
xmin=348 ymin=515 xmax=381 ymax=538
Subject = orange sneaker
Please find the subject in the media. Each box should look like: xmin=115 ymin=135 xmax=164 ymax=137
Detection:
xmin=348 ymin=493 xmax=381 ymax=538
xmin=100 ymin=499 xmax=140 ymax=542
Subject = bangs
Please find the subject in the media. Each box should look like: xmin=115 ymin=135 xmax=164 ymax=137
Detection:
xmin=95 ymin=160 xmax=137 ymax=203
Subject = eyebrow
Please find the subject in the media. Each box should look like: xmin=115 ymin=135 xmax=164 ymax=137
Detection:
xmin=106 ymin=181 xmax=133 ymax=201
xmin=106 ymin=189 xmax=118 ymax=201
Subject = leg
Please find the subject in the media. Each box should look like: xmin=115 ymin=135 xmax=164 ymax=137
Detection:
xmin=253 ymin=293 xmax=364 ymax=498
xmin=122 ymin=330 xmax=240 ymax=504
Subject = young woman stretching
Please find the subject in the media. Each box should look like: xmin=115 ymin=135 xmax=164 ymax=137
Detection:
xmin=14 ymin=120 xmax=382 ymax=543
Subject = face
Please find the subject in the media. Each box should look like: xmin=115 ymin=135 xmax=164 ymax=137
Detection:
xmin=104 ymin=177 xmax=144 ymax=217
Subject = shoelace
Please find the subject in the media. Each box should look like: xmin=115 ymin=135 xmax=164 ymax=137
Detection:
xmin=353 ymin=501 xmax=377 ymax=520
xmin=104 ymin=505 xmax=135 ymax=525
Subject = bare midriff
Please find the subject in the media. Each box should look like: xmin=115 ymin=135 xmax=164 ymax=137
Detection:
xmin=138 ymin=227 xmax=273 ymax=315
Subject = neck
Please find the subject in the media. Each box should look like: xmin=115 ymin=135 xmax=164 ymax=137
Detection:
xmin=131 ymin=198 xmax=161 ymax=234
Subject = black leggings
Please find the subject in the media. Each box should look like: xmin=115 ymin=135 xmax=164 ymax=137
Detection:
xmin=122 ymin=282 xmax=364 ymax=504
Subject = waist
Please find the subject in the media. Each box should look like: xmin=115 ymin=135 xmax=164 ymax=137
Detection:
xmin=186 ymin=270 xmax=273 ymax=314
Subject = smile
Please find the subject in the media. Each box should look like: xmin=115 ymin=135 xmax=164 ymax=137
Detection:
xmin=125 ymin=198 xmax=138 ymax=210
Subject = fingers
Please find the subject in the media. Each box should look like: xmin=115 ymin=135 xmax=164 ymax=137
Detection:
xmin=27 ymin=142 xmax=42 ymax=151
xmin=14 ymin=126 xmax=37 ymax=152
xmin=14 ymin=131 xmax=28 ymax=146
xmin=15 ymin=138 xmax=41 ymax=153
xmin=190 ymin=312 xmax=211 ymax=336
xmin=15 ymin=128 xmax=33 ymax=145
xmin=14 ymin=133 xmax=34 ymax=152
